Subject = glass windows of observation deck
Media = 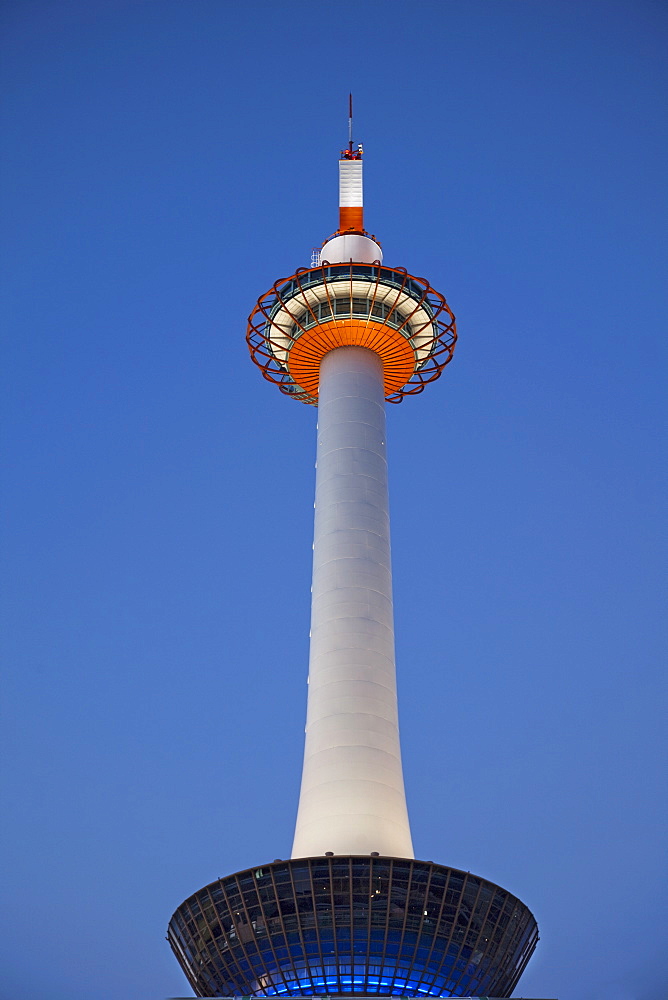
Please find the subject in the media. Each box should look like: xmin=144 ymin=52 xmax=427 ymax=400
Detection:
xmin=290 ymin=298 xmax=411 ymax=337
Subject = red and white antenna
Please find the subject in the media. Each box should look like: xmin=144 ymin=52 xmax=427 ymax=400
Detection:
xmin=337 ymin=93 xmax=365 ymax=235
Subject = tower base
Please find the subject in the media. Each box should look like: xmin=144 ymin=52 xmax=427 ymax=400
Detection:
xmin=168 ymin=857 xmax=538 ymax=999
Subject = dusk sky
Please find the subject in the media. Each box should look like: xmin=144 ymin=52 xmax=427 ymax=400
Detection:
xmin=1 ymin=2 xmax=666 ymax=999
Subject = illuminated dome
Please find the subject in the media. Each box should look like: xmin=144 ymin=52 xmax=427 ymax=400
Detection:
xmin=169 ymin=858 xmax=538 ymax=999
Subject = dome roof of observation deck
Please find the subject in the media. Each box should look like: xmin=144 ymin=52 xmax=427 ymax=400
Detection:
xmin=320 ymin=233 xmax=383 ymax=265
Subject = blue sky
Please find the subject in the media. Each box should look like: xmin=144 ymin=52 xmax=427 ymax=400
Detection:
xmin=1 ymin=2 xmax=666 ymax=999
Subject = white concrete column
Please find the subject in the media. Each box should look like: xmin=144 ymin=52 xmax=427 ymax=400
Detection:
xmin=291 ymin=346 xmax=414 ymax=859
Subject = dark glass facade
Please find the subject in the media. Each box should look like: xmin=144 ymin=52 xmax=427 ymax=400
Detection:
xmin=168 ymin=857 xmax=538 ymax=999
xmin=269 ymin=265 xmax=436 ymax=308
xmin=288 ymin=296 xmax=418 ymax=339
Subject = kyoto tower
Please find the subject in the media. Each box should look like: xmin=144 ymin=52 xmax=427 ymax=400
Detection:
xmin=168 ymin=104 xmax=539 ymax=999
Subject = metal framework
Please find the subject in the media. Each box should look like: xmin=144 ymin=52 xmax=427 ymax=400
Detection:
xmin=168 ymin=857 xmax=538 ymax=999
xmin=247 ymin=264 xmax=457 ymax=405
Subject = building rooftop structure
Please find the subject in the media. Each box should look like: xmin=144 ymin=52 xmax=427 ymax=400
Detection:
xmin=168 ymin=102 xmax=544 ymax=999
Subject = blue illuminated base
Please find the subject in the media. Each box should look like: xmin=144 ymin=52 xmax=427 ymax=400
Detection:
xmin=168 ymin=857 xmax=538 ymax=999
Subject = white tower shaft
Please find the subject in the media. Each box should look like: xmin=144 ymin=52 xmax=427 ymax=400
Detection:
xmin=291 ymin=346 xmax=414 ymax=859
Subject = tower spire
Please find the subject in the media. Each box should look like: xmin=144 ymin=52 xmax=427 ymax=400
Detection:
xmin=338 ymin=94 xmax=364 ymax=234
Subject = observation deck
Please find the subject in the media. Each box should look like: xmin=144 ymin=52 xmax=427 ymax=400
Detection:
xmin=247 ymin=262 xmax=457 ymax=405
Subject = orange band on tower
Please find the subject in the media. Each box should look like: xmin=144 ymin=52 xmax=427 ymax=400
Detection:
xmin=338 ymin=206 xmax=364 ymax=232
xmin=287 ymin=320 xmax=415 ymax=400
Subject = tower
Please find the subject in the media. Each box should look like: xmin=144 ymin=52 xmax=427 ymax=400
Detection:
xmin=168 ymin=112 xmax=539 ymax=998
